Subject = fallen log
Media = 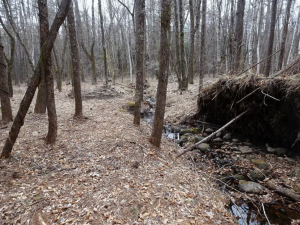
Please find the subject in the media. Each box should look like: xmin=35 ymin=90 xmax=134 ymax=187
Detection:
xmin=265 ymin=181 xmax=300 ymax=202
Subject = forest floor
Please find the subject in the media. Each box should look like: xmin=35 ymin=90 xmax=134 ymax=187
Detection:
xmin=0 ymin=77 xmax=236 ymax=225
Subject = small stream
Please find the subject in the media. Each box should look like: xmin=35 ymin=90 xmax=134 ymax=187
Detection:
xmin=142 ymin=97 xmax=300 ymax=225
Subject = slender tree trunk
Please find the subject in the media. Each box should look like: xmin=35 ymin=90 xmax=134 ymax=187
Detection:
xmin=264 ymin=0 xmax=277 ymax=76
xmin=0 ymin=16 xmax=15 ymax=97
xmin=216 ymin=0 xmax=222 ymax=75
xmin=179 ymin=0 xmax=187 ymax=90
xmin=1 ymin=0 xmax=71 ymax=159
xmin=149 ymin=0 xmax=171 ymax=147
xmin=277 ymin=0 xmax=292 ymax=70
xmin=234 ymin=0 xmax=245 ymax=73
xmin=229 ymin=0 xmax=235 ymax=72
xmin=199 ymin=0 xmax=206 ymax=90
xmin=174 ymin=0 xmax=181 ymax=86
xmin=287 ymin=11 xmax=300 ymax=64
xmin=133 ymin=0 xmax=145 ymax=126
xmin=188 ymin=0 xmax=201 ymax=84
xmin=98 ymin=0 xmax=108 ymax=85
xmin=74 ymin=0 xmax=85 ymax=82
xmin=35 ymin=1 xmax=47 ymax=114
xmin=67 ymin=2 xmax=83 ymax=118
xmin=0 ymin=30 xmax=13 ymax=122
xmin=38 ymin=0 xmax=57 ymax=144
xmin=256 ymin=1 xmax=264 ymax=74
xmin=125 ymin=27 xmax=133 ymax=83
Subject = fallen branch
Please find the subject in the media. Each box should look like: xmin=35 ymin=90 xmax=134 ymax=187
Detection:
xmin=261 ymin=203 xmax=271 ymax=225
xmin=176 ymin=109 xmax=250 ymax=158
xmin=236 ymin=49 xmax=281 ymax=76
xmin=236 ymin=87 xmax=261 ymax=104
xmin=265 ymin=181 xmax=300 ymax=202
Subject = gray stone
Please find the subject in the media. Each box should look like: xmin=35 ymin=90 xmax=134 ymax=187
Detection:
xmin=274 ymin=147 xmax=287 ymax=156
xmin=196 ymin=143 xmax=211 ymax=152
xmin=176 ymin=135 xmax=189 ymax=146
xmin=249 ymin=170 xmax=265 ymax=181
xmin=179 ymin=129 xmax=193 ymax=136
xmin=223 ymin=133 xmax=231 ymax=140
xmin=179 ymin=128 xmax=202 ymax=135
xmin=267 ymin=147 xmax=277 ymax=153
xmin=213 ymin=137 xmax=223 ymax=142
xmin=190 ymin=136 xmax=204 ymax=144
xmin=232 ymin=139 xmax=239 ymax=143
xmin=239 ymin=146 xmax=253 ymax=154
xmin=251 ymin=159 xmax=269 ymax=170
xmin=216 ymin=132 xmax=222 ymax=138
xmin=243 ymin=142 xmax=253 ymax=146
xmin=205 ymin=128 xmax=214 ymax=133
xmin=234 ymin=174 xmax=246 ymax=181
xmin=238 ymin=180 xmax=264 ymax=194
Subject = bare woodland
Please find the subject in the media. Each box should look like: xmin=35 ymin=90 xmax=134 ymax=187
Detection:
xmin=1 ymin=0 xmax=300 ymax=224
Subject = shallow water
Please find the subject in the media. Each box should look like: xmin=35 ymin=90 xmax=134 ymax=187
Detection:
xmin=230 ymin=201 xmax=300 ymax=225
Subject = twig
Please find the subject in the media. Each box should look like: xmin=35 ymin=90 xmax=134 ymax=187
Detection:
xmin=176 ymin=109 xmax=250 ymax=158
xmin=261 ymin=90 xmax=280 ymax=101
xmin=236 ymin=87 xmax=261 ymax=104
xmin=261 ymin=203 xmax=271 ymax=225
xmin=236 ymin=49 xmax=281 ymax=76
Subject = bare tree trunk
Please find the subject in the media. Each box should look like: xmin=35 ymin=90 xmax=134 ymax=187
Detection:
xmin=287 ymin=11 xmax=300 ymax=64
xmin=234 ymin=0 xmax=245 ymax=73
xmin=229 ymin=0 xmax=235 ymax=72
xmin=179 ymin=0 xmax=188 ymax=90
xmin=0 ymin=16 xmax=15 ymax=97
xmin=149 ymin=0 xmax=171 ymax=147
xmin=199 ymin=0 xmax=206 ymax=90
xmin=216 ymin=0 xmax=222 ymax=75
xmin=35 ymin=0 xmax=51 ymax=115
xmin=37 ymin=0 xmax=57 ymax=144
xmin=98 ymin=0 xmax=108 ymax=85
xmin=67 ymin=2 xmax=83 ymax=118
xmin=133 ymin=0 xmax=145 ymax=126
xmin=256 ymin=1 xmax=264 ymax=74
xmin=0 ymin=30 xmax=13 ymax=122
xmin=277 ymin=0 xmax=292 ymax=70
xmin=174 ymin=0 xmax=181 ymax=85
xmin=1 ymin=0 xmax=71 ymax=159
xmin=188 ymin=0 xmax=201 ymax=84
xmin=74 ymin=0 xmax=85 ymax=82
xmin=264 ymin=0 xmax=277 ymax=76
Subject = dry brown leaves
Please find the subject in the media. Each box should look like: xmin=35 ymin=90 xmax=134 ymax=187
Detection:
xmin=0 ymin=78 xmax=235 ymax=225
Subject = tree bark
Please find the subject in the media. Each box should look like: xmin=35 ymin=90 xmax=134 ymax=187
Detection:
xmin=0 ymin=30 xmax=13 ymax=123
xmin=98 ymin=0 xmax=108 ymax=85
xmin=179 ymin=0 xmax=188 ymax=90
xmin=174 ymin=0 xmax=181 ymax=85
xmin=234 ymin=0 xmax=245 ymax=73
xmin=37 ymin=0 xmax=57 ymax=144
xmin=149 ymin=0 xmax=171 ymax=147
xmin=133 ymin=0 xmax=145 ymax=126
xmin=199 ymin=0 xmax=206 ymax=90
xmin=188 ymin=0 xmax=201 ymax=84
xmin=0 ymin=16 xmax=15 ymax=97
xmin=1 ymin=0 xmax=72 ymax=159
xmin=67 ymin=2 xmax=83 ymax=118
xmin=264 ymin=0 xmax=277 ymax=76
xmin=277 ymin=0 xmax=292 ymax=70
